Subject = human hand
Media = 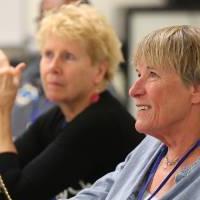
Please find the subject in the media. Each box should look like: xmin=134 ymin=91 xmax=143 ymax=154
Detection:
xmin=0 ymin=50 xmax=26 ymax=110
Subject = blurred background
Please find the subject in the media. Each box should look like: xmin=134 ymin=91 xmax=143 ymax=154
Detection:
xmin=1 ymin=0 xmax=200 ymax=116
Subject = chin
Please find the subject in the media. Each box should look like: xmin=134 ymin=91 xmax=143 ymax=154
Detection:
xmin=46 ymin=94 xmax=62 ymax=103
xmin=135 ymin=121 xmax=151 ymax=134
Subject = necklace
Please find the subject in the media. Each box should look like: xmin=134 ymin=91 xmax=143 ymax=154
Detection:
xmin=0 ymin=175 xmax=12 ymax=200
xmin=163 ymin=155 xmax=179 ymax=169
xmin=137 ymin=139 xmax=200 ymax=200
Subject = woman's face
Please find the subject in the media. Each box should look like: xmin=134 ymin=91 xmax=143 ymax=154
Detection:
xmin=129 ymin=62 xmax=194 ymax=137
xmin=40 ymin=35 xmax=103 ymax=106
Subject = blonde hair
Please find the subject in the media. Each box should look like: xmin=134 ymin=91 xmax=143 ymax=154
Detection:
xmin=134 ymin=25 xmax=200 ymax=85
xmin=37 ymin=4 xmax=123 ymax=86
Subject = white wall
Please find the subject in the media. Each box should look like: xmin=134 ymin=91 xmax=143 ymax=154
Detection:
xmin=91 ymin=0 xmax=165 ymax=39
xmin=27 ymin=0 xmax=165 ymax=34
xmin=0 ymin=0 xmax=27 ymax=47
xmin=0 ymin=0 xmax=166 ymax=57
xmin=26 ymin=0 xmax=41 ymax=38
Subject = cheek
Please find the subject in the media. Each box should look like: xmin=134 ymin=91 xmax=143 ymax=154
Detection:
xmin=152 ymin=87 xmax=191 ymax=128
xmin=39 ymin=62 xmax=50 ymax=88
xmin=78 ymin=68 xmax=96 ymax=85
xmin=135 ymin=87 xmax=170 ymax=133
xmin=39 ymin=60 xmax=46 ymax=76
xmin=40 ymin=65 xmax=46 ymax=82
xmin=162 ymin=89 xmax=191 ymax=118
xmin=150 ymin=87 xmax=176 ymax=119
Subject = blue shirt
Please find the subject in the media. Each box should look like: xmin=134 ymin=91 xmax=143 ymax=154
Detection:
xmin=62 ymin=136 xmax=200 ymax=200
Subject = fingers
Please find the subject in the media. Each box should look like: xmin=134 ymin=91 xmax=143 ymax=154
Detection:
xmin=0 ymin=50 xmax=9 ymax=67
xmin=13 ymin=63 xmax=26 ymax=86
xmin=0 ymin=50 xmax=26 ymax=87
xmin=15 ymin=62 xmax=26 ymax=75
xmin=0 ymin=50 xmax=26 ymax=74
xmin=0 ymin=62 xmax=26 ymax=88
xmin=0 ymin=63 xmax=25 ymax=76
xmin=13 ymin=77 xmax=20 ymax=86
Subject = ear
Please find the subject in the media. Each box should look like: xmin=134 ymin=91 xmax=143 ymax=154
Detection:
xmin=93 ymin=60 xmax=108 ymax=85
xmin=191 ymin=84 xmax=200 ymax=104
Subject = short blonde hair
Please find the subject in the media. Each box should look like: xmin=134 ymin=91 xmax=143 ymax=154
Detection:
xmin=134 ymin=25 xmax=200 ymax=85
xmin=37 ymin=4 xmax=123 ymax=86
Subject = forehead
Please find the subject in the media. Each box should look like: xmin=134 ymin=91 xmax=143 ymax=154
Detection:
xmin=41 ymin=34 xmax=87 ymax=52
xmin=135 ymin=57 xmax=175 ymax=73
xmin=135 ymin=62 xmax=157 ymax=72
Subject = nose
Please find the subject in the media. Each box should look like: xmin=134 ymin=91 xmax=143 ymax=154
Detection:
xmin=49 ymin=57 xmax=61 ymax=73
xmin=129 ymin=77 xmax=145 ymax=98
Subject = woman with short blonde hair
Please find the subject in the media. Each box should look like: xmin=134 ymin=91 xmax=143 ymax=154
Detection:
xmin=61 ymin=25 xmax=200 ymax=200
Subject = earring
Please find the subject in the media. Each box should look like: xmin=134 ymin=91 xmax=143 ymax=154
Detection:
xmin=90 ymin=93 xmax=100 ymax=103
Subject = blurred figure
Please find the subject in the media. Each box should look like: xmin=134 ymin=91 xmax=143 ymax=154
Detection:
xmin=12 ymin=0 xmax=90 ymax=138
xmin=38 ymin=0 xmax=90 ymax=22
xmin=0 ymin=4 xmax=144 ymax=200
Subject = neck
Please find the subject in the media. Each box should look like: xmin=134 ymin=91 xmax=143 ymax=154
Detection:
xmin=163 ymin=156 xmax=179 ymax=169
xmin=60 ymin=91 xmax=102 ymax=122
xmin=163 ymin=137 xmax=200 ymax=171
xmin=165 ymin=135 xmax=200 ymax=159
xmin=157 ymin=118 xmax=200 ymax=161
xmin=156 ymin=106 xmax=200 ymax=159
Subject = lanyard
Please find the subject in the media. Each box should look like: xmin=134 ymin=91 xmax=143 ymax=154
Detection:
xmin=137 ymin=139 xmax=200 ymax=200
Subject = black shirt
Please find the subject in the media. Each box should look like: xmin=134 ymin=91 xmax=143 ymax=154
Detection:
xmin=0 ymin=90 xmax=144 ymax=200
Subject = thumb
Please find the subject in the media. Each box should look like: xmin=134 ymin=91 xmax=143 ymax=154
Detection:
xmin=13 ymin=63 xmax=26 ymax=86
xmin=15 ymin=62 xmax=26 ymax=75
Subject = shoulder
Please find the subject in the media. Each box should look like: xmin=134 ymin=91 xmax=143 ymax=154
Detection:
xmin=86 ymin=90 xmax=134 ymax=121
xmin=15 ymin=106 xmax=64 ymax=146
xmin=25 ymin=106 xmax=63 ymax=133
xmin=67 ymin=90 xmax=142 ymax=140
xmin=34 ymin=106 xmax=63 ymax=124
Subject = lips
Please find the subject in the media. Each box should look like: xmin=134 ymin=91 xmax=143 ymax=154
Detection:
xmin=44 ymin=80 xmax=64 ymax=91
xmin=45 ymin=76 xmax=63 ymax=87
xmin=47 ymin=81 xmax=62 ymax=86
xmin=136 ymin=104 xmax=151 ymax=111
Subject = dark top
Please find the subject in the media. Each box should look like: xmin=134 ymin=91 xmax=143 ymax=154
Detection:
xmin=0 ymin=90 xmax=144 ymax=200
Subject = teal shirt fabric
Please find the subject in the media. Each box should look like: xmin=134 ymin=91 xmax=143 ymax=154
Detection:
xmin=63 ymin=136 xmax=200 ymax=200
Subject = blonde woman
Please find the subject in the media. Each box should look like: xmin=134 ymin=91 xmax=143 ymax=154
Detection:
xmin=0 ymin=4 xmax=143 ymax=200
xmin=62 ymin=25 xmax=200 ymax=200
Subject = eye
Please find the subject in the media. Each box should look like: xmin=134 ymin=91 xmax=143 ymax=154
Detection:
xmin=147 ymin=71 xmax=160 ymax=81
xmin=149 ymin=71 xmax=159 ymax=78
xmin=43 ymin=50 xmax=54 ymax=59
xmin=62 ymin=52 xmax=76 ymax=61
xmin=148 ymin=70 xmax=160 ymax=80
xmin=135 ymin=69 xmax=141 ymax=78
xmin=137 ymin=72 xmax=141 ymax=78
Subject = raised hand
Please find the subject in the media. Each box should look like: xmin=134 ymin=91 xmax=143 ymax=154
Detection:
xmin=0 ymin=50 xmax=26 ymax=110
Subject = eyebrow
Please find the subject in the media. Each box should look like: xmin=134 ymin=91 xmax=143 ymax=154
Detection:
xmin=136 ymin=65 xmax=155 ymax=71
xmin=146 ymin=66 xmax=155 ymax=70
xmin=135 ymin=65 xmax=157 ymax=73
